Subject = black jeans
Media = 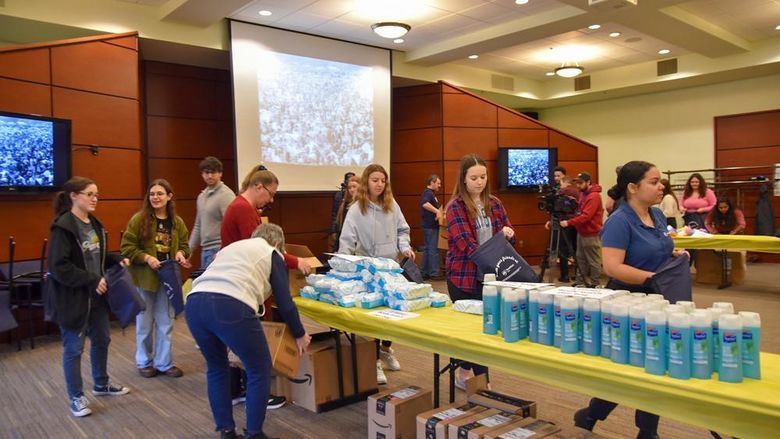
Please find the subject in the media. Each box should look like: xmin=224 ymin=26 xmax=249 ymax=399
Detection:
xmin=446 ymin=279 xmax=489 ymax=380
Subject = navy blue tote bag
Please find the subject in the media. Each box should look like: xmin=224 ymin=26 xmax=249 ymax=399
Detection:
xmin=469 ymin=232 xmax=538 ymax=282
xmin=105 ymin=264 xmax=146 ymax=328
xmin=158 ymin=260 xmax=184 ymax=316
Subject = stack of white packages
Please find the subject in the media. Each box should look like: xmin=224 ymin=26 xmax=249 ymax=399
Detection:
xmin=300 ymin=255 xmax=445 ymax=311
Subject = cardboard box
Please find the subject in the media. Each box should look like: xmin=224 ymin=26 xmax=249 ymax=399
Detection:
xmin=484 ymin=418 xmax=561 ymax=439
xmin=285 ymin=243 xmax=324 ymax=296
xmin=465 ymin=375 xmax=537 ymax=419
xmin=288 ymin=332 xmax=376 ymax=412
xmin=455 ymin=409 xmax=525 ymax=439
xmin=546 ymin=425 xmax=608 ymax=439
xmin=416 ymin=402 xmax=488 ymax=439
xmin=261 ymin=322 xmax=300 ymax=379
xmin=368 ymin=386 xmax=432 ymax=439
xmin=695 ymin=250 xmax=745 ymax=285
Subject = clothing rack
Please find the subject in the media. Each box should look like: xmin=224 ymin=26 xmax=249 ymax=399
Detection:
xmin=664 ymin=164 xmax=779 ymax=209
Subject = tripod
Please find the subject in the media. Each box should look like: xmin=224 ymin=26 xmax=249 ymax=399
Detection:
xmin=538 ymin=213 xmax=577 ymax=283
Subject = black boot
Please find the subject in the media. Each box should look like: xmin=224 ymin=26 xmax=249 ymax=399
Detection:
xmin=574 ymin=408 xmax=597 ymax=431
xmin=245 ymin=431 xmax=279 ymax=439
xmin=637 ymin=430 xmax=659 ymax=439
xmin=220 ymin=430 xmax=243 ymax=439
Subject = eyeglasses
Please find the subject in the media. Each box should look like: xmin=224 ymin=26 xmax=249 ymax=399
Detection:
xmin=260 ymin=185 xmax=277 ymax=199
xmin=79 ymin=192 xmax=99 ymax=199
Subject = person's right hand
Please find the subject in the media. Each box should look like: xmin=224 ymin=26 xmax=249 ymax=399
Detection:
xmin=145 ymin=255 xmax=161 ymax=270
xmin=296 ymin=333 xmax=311 ymax=356
xmin=544 ymin=221 xmax=551 ymax=230
xmin=96 ymin=277 xmax=107 ymax=295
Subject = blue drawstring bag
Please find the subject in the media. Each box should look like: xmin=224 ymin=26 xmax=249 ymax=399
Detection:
xmin=105 ymin=265 xmax=146 ymax=328
xmin=469 ymin=232 xmax=538 ymax=282
xmin=158 ymin=260 xmax=184 ymax=316
xmin=646 ymin=254 xmax=692 ymax=303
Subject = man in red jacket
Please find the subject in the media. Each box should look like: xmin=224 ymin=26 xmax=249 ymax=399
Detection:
xmin=560 ymin=172 xmax=604 ymax=288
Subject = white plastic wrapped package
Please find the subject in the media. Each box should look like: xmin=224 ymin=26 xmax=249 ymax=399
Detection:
xmin=358 ymin=292 xmax=385 ymax=309
xmin=299 ymin=286 xmax=319 ymax=301
xmin=387 ymin=283 xmax=432 ymax=300
xmin=330 ymin=280 xmax=366 ymax=298
xmin=305 ymin=274 xmax=326 ymax=286
xmin=310 ymin=276 xmax=341 ymax=294
xmin=326 ymin=270 xmax=363 ymax=281
xmin=375 ymin=271 xmax=409 ymax=289
xmin=366 ymin=257 xmax=403 ymax=274
xmin=337 ymin=294 xmax=357 ymax=308
xmin=387 ymin=296 xmax=431 ymax=311
xmin=318 ymin=293 xmax=337 ymax=305
xmin=429 ymin=292 xmax=452 ymax=308
xmin=453 ymin=299 xmax=483 ymax=315
xmin=327 ymin=256 xmax=367 ymax=273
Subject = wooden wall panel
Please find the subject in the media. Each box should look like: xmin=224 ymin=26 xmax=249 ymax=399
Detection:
xmin=515 ymin=224 xmax=549 ymax=257
xmin=53 ymin=87 xmax=141 ymax=149
xmin=175 ymin=200 xmax=197 ymax=234
xmin=107 ymin=36 xmax=138 ymax=51
xmin=147 ymin=158 xmax=212 ymax=201
xmin=550 ymin=131 xmax=598 ymax=163
xmin=52 ymin=42 xmax=138 ymax=99
xmin=284 ymin=232 xmax=330 ymax=257
xmin=146 ymin=116 xmax=220 ymax=158
xmin=498 ymin=108 xmax=544 ymax=129
xmin=500 ymin=195 xmax=549 ymax=225
xmin=393 ymin=83 xmax=441 ymax=97
xmin=145 ymin=73 xmax=217 ymax=119
xmin=0 ymin=48 xmax=50 ymax=83
xmin=498 ymin=129 xmax=549 ymax=148
xmin=395 ymin=195 xmax=422 ymax=229
xmin=0 ymin=200 xmax=56 ymax=261
xmin=391 ymin=162 xmax=444 ymax=196
xmin=393 ymin=93 xmax=441 ymax=130
xmin=442 ymin=94 xmax=497 ymax=128
xmin=716 ymin=146 xmax=780 ymax=167
xmin=393 ymin=128 xmax=442 ymax=163
xmin=72 ymin=147 xmax=144 ymax=199
xmin=0 ymin=78 xmax=52 ymax=116
xmin=716 ymin=111 xmax=780 ymax=149
xmin=278 ymin=196 xmax=332 ymax=235
xmin=442 ymin=128 xmax=498 ymax=160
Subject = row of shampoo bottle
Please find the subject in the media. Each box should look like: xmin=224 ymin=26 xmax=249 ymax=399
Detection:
xmin=610 ymin=302 xmax=630 ymax=364
xmin=528 ymin=290 xmax=539 ymax=343
xmin=501 ymin=288 xmax=520 ymax=342
xmin=600 ymin=300 xmax=613 ymax=358
xmin=629 ymin=304 xmax=647 ymax=367
xmin=581 ymin=298 xmax=601 ymax=356
xmin=644 ymin=310 xmax=667 ymax=375
xmin=708 ymin=307 xmax=727 ymax=373
xmin=739 ymin=311 xmax=761 ymax=379
xmin=668 ymin=312 xmax=692 ymax=380
xmin=483 ymin=285 xmax=500 ymax=335
xmin=553 ymin=295 xmax=563 ymax=347
xmin=537 ymin=291 xmax=554 ymax=345
xmin=718 ymin=314 xmax=743 ymax=383
xmin=691 ymin=310 xmax=713 ymax=379
xmin=560 ymin=297 xmax=580 ymax=353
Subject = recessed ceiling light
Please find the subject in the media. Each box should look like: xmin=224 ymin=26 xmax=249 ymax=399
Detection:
xmin=468 ymin=54 xmax=479 ymax=59
xmin=545 ymin=72 xmax=555 ymax=76
xmin=658 ymin=49 xmax=671 ymax=55
xmin=588 ymin=24 xmax=601 ymax=30
xmin=258 ymin=10 xmax=272 ymax=16
xmin=776 ymin=24 xmax=780 ymax=30
xmin=393 ymin=38 xmax=404 ymax=44
xmin=515 ymin=0 xmax=530 ymax=4
xmin=609 ymin=32 xmax=621 ymax=38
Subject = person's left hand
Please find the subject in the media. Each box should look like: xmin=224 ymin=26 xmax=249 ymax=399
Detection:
xmin=560 ymin=220 xmax=569 ymax=228
xmin=297 ymin=258 xmax=312 ymax=275
xmin=502 ymin=226 xmax=515 ymax=239
xmin=673 ymin=249 xmax=689 ymax=258
xmin=176 ymin=251 xmax=191 ymax=268
xmin=119 ymin=258 xmax=130 ymax=267
xmin=402 ymin=249 xmax=415 ymax=260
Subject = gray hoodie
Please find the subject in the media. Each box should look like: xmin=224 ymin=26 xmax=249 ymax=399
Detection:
xmin=337 ymin=199 xmax=411 ymax=259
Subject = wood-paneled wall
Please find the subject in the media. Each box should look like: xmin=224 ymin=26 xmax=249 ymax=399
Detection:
xmin=0 ymin=33 xmax=143 ymax=262
xmin=392 ymin=82 xmax=599 ymax=265
xmin=715 ymin=109 xmax=780 ymax=261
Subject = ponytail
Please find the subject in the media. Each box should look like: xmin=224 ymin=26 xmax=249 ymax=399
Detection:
xmin=53 ymin=176 xmax=95 ymax=218
xmin=615 ymin=161 xmax=655 ymax=201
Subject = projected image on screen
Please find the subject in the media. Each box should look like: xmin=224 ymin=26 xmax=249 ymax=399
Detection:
xmin=507 ymin=149 xmax=550 ymax=187
xmin=0 ymin=115 xmax=54 ymax=187
xmin=257 ymin=52 xmax=374 ymax=167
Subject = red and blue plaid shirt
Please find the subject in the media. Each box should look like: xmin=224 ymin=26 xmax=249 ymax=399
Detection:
xmin=446 ymin=196 xmax=513 ymax=295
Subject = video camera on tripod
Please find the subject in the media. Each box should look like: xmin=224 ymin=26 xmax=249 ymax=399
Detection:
xmin=537 ymin=185 xmax=578 ymax=218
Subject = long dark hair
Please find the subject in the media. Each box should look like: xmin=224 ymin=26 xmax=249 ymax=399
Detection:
xmin=613 ymin=161 xmax=655 ymax=201
xmin=449 ymin=154 xmax=491 ymax=218
xmin=660 ymin=178 xmax=678 ymax=205
xmin=683 ymin=173 xmax=707 ymax=198
xmin=53 ymin=176 xmax=96 ymax=218
xmin=710 ymin=196 xmax=737 ymax=232
xmin=139 ymin=178 xmax=176 ymax=242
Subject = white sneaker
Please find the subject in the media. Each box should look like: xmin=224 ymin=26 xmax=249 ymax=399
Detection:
xmin=376 ymin=361 xmax=387 ymax=385
xmin=379 ymin=347 xmax=401 ymax=371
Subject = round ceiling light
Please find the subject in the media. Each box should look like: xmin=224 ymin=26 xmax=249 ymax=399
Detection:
xmin=609 ymin=32 xmax=621 ymax=38
xmin=555 ymin=64 xmax=584 ymax=78
xmin=258 ymin=10 xmax=272 ymax=16
xmin=588 ymin=24 xmax=601 ymax=30
xmin=658 ymin=49 xmax=671 ymax=55
xmin=371 ymin=22 xmax=411 ymax=39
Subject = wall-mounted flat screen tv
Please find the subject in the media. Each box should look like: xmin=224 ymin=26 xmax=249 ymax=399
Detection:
xmin=498 ymin=147 xmax=558 ymax=192
xmin=0 ymin=111 xmax=71 ymax=193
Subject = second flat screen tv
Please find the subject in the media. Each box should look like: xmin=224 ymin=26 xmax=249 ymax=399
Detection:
xmin=498 ymin=147 xmax=558 ymax=192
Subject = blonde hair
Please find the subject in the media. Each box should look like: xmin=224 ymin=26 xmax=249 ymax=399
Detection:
xmin=240 ymin=165 xmax=278 ymax=193
xmin=356 ymin=164 xmax=394 ymax=215
xmin=449 ymin=154 xmax=491 ymax=218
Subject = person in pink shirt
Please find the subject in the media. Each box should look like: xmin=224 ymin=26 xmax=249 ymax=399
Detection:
xmin=679 ymin=173 xmax=716 ymax=228
xmin=705 ymin=197 xmax=746 ymax=234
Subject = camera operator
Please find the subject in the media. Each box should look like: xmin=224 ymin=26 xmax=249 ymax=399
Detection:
xmin=544 ymin=176 xmax=579 ymax=282
xmin=560 ymin=172 xmax=604 ymax=288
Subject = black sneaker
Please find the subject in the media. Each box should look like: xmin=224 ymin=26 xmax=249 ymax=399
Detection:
xmin=93 ymin=383 xmax=130 ymax=396
xmin=232 ymin=392 xmax=246 ymax=406
xmin=574 ymin=408 xmax=596 ymax=431
xmin=267 ymin=394 xmax=286 ymax=410
xmin=69 ymin=395 xmax=92 ymax=417
xmin=220 ymin=429 xmax=243 ymax=439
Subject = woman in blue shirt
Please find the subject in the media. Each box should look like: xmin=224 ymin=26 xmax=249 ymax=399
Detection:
xmin=574 ymin=161 xmax=686 ymax=439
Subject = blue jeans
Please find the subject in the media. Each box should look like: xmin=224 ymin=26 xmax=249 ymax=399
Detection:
xmin=421 ymin=227 xmax=440 ymax=277
xmin=185 ymin=292 xmax=272 ymax=434
xmin=201 ymin=247 xmax=219 ymax=269
xmin=136 ymin=287 xmax=174 ymax=371
xmin=61 ymin=304 xmax=111 ymax=399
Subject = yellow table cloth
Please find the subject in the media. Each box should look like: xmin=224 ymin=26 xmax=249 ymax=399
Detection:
xmin=294 ymin=297 xmax=780 ymax=438
xmin=673 ymin=234 xmax=780 ymax=253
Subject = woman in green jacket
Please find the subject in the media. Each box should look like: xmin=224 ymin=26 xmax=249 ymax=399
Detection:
xmin=121 ymin=178 xmax=191 ymax=378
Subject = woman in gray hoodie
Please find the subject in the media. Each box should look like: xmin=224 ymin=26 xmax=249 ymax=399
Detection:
xmin=338 ymin=163 xmax=414 ymax=384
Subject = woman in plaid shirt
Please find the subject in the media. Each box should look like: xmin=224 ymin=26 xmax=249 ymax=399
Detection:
xmin=445 ymin=154 xmax=515 ymax=389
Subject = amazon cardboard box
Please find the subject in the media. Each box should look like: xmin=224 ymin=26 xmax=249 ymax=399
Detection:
xmin=695 ymin=250 xmax=745 ymax=285
xmin=368 ymin=386 xmax=432 ymax=439
xmin=288 ymin=332 xmax=376 ymax=413
xmin=261 ymin=322 xmax=300 ymax=379
xmin=285 ymin=243 xmax=324 ymax=295
xmin=449 ymin=408 xmax=525 ymax=439
xmin=483 ymin=418 xmax=561 ymax=439
xmin=465 ymin=374 xmax=537 ymax=419
xmin=416 ymin=402 xmax=489 ymax=439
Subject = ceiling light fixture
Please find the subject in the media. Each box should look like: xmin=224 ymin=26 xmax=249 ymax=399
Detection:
xmin=609 ymin=32 xmax=621 ymax=37
xmin=393 ymin=38 xmax=404 ymax=44
xmin=468 ymin=54 xmax=479 ymax=59
xmin=545 ymin=72 xmax=555 ymax=76
xmin=658 ymin=49 xmax=671 ymax=55
xmin=555 ymin=63 xmax=584 ymax=78
xmin=515 ymin=0 xmax=530 ymax=4
xmin=371 ymin=22 xmax=411 ymax=39
xmin=258 ymin=10 xmax=272 ymax=16
xmin=588 ymin=24 xmax=601 ymax=30
xmin=775 ymin=24 xmax=780 ymax=30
